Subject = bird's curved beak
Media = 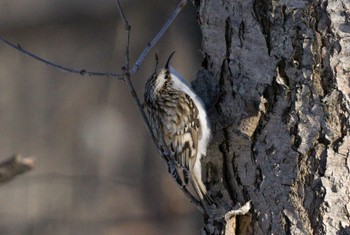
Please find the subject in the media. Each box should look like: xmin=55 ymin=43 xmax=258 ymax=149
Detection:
xmin=165 ymin=51 xmax=176 ymax=70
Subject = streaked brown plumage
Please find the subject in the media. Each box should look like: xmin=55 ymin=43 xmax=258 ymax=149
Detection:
xmin=144 ymin=53 xmax=212 ymax=204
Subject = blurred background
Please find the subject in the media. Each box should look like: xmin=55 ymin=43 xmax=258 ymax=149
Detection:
xmin=0 ymin=0 xmax=203 ymax=234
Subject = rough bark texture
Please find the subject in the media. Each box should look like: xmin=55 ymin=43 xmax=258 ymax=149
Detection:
xmin=192 ymin=0 xmax=350 ymax=234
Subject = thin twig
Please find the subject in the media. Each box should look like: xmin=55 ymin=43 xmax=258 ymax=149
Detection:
xmin=0 ymin=154 xmax=34 ymax=184
xmin=116 ymin=1 xmax=152 ymax=145
xmin=0 ymin=0 xmax=198 ymax=210
xmin=130 ymin=0 xmax=187 ymax=75
xmin=0 ymin=36 xmax=122 ymax=79
xmin=115 ymin=0 xmax=158 ymax=152
xmin=0 ymin=1 xmax=187 ymax=79
xmin=115 ymin=0 xmax=129 ymax=27
xmin=115 ymin=0 xmax=204 ymax=212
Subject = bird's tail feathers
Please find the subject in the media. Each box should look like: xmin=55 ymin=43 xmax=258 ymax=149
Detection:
xmin=191 ymin=174 xmax=214 ymax=205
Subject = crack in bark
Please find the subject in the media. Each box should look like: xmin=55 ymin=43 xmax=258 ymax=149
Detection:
xmin=331 ymin=91 xmax=349 ymax=153
xmin=225 ymin=17 xmax=233 ymax=58
xmin=253 ymin=160 xmax=263 ymax=191
xmin=252 ymin=0 xmax=273 ymax=54
xmin=332 ymin=101 xmax=349 ymax=153
xmin=291 ymin=26 xmax=303 ymax=70
xmin=289 ymin=93 xmax=302 ymax=152
xmin=215 ymin=59 xmax=235 ymax=127
xmin=304 ymin=147 xmax=327 ymax=234
xmin=312 ymin=0 xmax=338 ymax=98
xmin=219 ymin=130 xmax=238 ymax=203
xmin=238 ymin=20 xmax=245 ymax=48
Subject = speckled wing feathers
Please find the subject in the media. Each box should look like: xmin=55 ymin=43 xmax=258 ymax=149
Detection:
xmin=146 ymin=93 xmax=200 ymax=186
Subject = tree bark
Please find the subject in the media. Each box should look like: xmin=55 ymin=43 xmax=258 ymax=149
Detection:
xmin=193 ymin=0 xmax=350 ymax=234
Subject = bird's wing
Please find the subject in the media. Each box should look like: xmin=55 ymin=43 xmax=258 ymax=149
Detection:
xmin=161 ymin=93 xmax=200 ymax=175
xmin=145 ymin=92 xmax=201 ymax=185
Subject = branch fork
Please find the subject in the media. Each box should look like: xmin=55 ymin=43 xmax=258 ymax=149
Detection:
xmin=0 ymin=0 xmax=202 ymax=213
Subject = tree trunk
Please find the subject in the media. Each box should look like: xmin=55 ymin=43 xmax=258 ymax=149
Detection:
xmin=193 ymin=0 xmax=350 ymax=234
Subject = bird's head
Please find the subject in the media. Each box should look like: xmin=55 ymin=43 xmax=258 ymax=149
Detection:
xmin=145 ymin=52 xmax=176 ymax=94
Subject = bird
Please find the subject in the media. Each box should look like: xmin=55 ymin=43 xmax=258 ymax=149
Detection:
xmin=144 ymin=52 xmax=212 ymax=204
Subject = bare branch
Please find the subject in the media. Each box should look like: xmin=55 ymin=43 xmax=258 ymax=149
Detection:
xmin=115 ymin=0 xmax=130 ymax=28
xmin=0 ymin=0 xmax=195 ymax=210
xmin=114 ymin=0 xmax=204 ymax=212
xmin=0 ymin=154 xmax=34 ymax=184
xmin=115 ymin=0 xmax=154 ymax=160
xmin=0 ymin=1 xmax=187 ymax=79
xmin=130 ymin=0 xmax=187 ymax=75
xmin=0 ymin=36 xmax=123 ymax=79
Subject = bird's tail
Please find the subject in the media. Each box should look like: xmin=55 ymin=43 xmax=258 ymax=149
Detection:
xmin=191 ymin=172 xmax=214 ymax=205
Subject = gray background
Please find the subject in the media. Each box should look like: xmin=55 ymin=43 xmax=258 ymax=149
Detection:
xmin=0 ymin=1 xmax=203 ymax=234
